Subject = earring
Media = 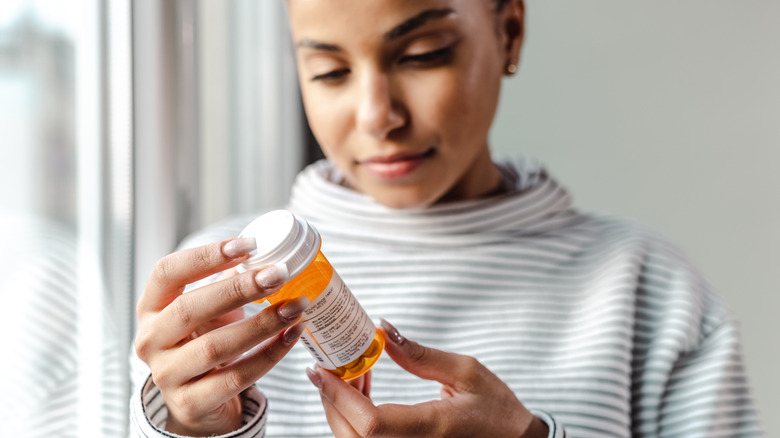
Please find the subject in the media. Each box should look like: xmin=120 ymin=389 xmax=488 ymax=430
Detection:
xmin=506 ymin=62 xmax=518 ymax=75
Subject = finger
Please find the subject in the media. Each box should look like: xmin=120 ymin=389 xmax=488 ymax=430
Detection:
xmin=191 ymin=306 xmax=245 ymax=339
xmin=363 ymin=370 xmax=371 ymax=398
xmin=215 ymin=266 xmax=240 ymax=282
xmin=379 ymin=318 xmax=480 ymax=391
xmin=346 ymin=374 xmax=364 ymax=396
xmin=350 ymin=370 xmax=371 ymax=399
xmin=137 ymin=237 xmax=257 ymax=316
xmin=308 ymin=366 xmax=440 ymax=437
xmin=177 ymin=321 xmax=306 ymax=416
xmin=146 ymin=265 xmax=289 ymax=348
xmin=318 ymin=388 xmax=361 ymax=438
xmin=308 ymin=367 xmax=365 ymax=437
xmin=159 ymin=297 xmax=310 ymax=387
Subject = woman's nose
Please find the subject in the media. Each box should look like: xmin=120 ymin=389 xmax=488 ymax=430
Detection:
xmin=356 ymin=72 xmax=406 ymax=139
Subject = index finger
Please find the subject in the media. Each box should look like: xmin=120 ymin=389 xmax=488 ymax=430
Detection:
xmin=310 ymin=367 xmax=441 ymax=437
xmin=138 ymin=237 xmax=256 ymax=315
xmin=378 ymin=320 xmax=482 ymax=391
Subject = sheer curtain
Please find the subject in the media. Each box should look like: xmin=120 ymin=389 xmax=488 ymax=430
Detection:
xmin=133 ymin=0 xmax=305 ymax=303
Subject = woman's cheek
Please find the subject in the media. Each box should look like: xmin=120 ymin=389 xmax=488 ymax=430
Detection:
xmin=407 ymin=69 xmax=459 ymax=114
xmin=306 ymin=94 xmax=350 ymax=151
xmin=425 ymin=73 xmax=472 ymax=135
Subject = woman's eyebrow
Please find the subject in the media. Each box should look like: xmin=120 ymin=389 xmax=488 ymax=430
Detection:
xmin=384 ymin=8 xmax=455 ymax=41
xmin=294 ymin=8 xmax=455 ymax=52
xmin=296 ymin=40 xmax=343 ymax=52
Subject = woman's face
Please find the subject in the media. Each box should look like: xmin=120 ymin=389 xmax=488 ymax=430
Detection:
xmin=287 ymin=0 xmax=522 ymax=209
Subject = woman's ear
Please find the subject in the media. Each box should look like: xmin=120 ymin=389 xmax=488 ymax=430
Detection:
xmin=500 ymin=0 xmax=525 ymax=75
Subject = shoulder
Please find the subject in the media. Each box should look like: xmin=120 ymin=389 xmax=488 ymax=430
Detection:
xmin=552 ymin=212 xmax=693 ymax=276
xmin=577 ymin=214 xmax=731 ymax=346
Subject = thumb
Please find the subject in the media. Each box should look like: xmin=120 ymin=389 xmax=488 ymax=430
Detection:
xmin=378 ymin=318 xmax=476 ymax=389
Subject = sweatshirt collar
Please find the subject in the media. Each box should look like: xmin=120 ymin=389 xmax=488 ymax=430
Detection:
xmin=287 ymin=156 xmax=577 ymax=244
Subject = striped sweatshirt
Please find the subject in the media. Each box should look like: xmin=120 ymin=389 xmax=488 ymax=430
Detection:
xmin=131 ymin=156 xmax=762 ymax=437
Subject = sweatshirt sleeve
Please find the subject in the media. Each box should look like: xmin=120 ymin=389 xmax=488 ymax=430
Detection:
xmin=653 ymin=319 xmax=762 ymax=437
xmin=129 ymin=373 xmax=268 ymax=438
xmin=627 ymin=230 xmax=763 ymax=437
xmin=530 ymin=409 xmax=568 ymax=438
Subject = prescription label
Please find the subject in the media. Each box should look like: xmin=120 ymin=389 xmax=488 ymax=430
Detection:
xmin=299 ymin=272 xmax=375 ymax=369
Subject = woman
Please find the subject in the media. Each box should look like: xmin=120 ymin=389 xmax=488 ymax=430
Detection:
xmin=131 ymin=0 xmax=761 ymax=436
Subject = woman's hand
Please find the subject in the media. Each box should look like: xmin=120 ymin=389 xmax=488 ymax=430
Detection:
xmin=134 ymin=237 xmax=308 ymax=436
xmin=306 ymin=319 xmax=549 ymax=438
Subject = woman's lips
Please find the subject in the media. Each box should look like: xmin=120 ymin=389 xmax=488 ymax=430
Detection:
xmin=361 ymin=148 xmax=435 ymax=180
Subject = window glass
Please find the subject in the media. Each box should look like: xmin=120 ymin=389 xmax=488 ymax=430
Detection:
xmin=0 ymin=2 xmax=130 ymax=435
xmin=0 ymin=1 xmax=76 ymax=224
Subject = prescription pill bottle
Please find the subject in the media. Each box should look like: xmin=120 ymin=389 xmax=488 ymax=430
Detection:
xmin=237 ymin=209 xmax=384 ymax=380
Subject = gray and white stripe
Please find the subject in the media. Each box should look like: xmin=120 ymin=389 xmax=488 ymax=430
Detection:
xmin=132 ymin=156 xmax=761 ymax=437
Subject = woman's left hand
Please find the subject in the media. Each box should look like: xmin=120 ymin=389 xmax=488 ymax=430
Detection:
xmin=305 ymin=319 xmax=549 ymax=438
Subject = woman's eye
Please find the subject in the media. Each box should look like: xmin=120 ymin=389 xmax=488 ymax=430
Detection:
xmin=311 ymin=68 xmax=350 ymax=83
xmin=400 ymin=46 xmax=454 ymax=66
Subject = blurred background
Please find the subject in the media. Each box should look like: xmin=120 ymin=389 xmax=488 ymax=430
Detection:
xmin=0 ymin=0 xmax=776 ymax=436
xmin=493 ymin=2 xmax=780 ymax=435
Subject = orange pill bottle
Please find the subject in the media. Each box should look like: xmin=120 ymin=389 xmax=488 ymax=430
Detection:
xmin=237 ymin=209 xmax=383 ymax=380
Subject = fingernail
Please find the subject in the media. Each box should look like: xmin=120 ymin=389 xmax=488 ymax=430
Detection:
xmin=306 ymin=367 xmax=322 ymax=388
xmin=283 ymin=321 xmax=306 ymax=345
xmin=278 ymin=295 xmax=310 ymax=321
xmin=255 ymin=264 xmax=289 ymax=289
xmin=222 ymin=237 xmax=257 ymax=258
xmin=379 ymin=318 xmax=404 ymax=345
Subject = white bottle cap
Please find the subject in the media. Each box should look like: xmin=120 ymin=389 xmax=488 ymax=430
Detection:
xmin=236 ymin=210 xmax=321 ymax=279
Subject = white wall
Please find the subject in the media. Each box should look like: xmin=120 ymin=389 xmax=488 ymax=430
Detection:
xmin=491 ymin=1 xmax=779 ymax=434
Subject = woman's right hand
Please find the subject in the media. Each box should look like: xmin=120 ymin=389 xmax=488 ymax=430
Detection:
xmin=134 ymin=237 xmax=308 ymax=436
